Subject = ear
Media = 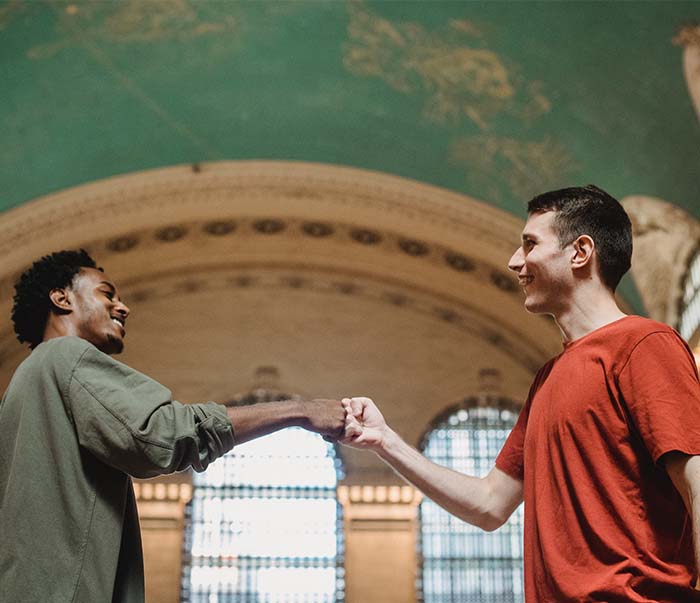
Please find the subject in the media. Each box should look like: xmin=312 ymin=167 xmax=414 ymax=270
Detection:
xmin=48 ymin=287 xmax=73 ymax=313
xmin=571 ymin=235 xmax=595 ymax=270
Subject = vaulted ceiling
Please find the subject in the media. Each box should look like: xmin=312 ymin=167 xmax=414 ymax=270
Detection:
xmin=2 ymin=0 xmax=698 ymax=217
xmin=2 ymin=0 xmax=699 ymax=479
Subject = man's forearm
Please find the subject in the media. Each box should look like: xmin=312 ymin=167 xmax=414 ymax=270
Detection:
xmin=690 ymin=498 xmax=700 ymax=571
xmin=226 ymin=397 xmax=346 ymax=444
xmin=376 ymin=427 xmax=516 ymax=531
xmin=664 ymin=453 xmax=700 ymax=579
xmin=226 ymin=399 xmax=303 ymax=445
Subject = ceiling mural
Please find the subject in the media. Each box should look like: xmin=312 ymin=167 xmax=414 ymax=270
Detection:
xmin=344 ymin=1 xmax=551 ymax=129
xmin=343 ymin=1 xmax=580 ymax=203
xmin=25 ymin=0 xmax=238 ymax=60
xmin=1 ymin=0 xmax=698 ymax=219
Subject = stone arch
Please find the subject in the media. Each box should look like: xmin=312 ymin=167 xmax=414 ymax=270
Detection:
xmin=0 ymin=161 xmax=563 ymax=480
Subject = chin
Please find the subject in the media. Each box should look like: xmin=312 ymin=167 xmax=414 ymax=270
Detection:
xmin=101 ymin=335 xmax=124 ymax=355
xmin=523 ymin=297 xmax=547 ymax=315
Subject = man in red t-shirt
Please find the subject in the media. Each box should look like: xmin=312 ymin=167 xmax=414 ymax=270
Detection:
xmin=341 ymin=185 xmax=700 ymax=602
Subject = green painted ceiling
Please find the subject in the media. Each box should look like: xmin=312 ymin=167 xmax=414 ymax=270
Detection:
xmin=2 ymin=0 xmax=699 ymax=218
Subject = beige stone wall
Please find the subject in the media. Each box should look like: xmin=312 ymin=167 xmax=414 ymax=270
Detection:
xmin=135 ymin=482 xmax=192 ymax=603
xmin=341 ymin=486 xmax=422 ymax=603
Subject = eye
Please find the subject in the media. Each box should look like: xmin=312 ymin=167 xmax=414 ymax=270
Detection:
xmin=103 ymin=290 xmax=114 ymax=300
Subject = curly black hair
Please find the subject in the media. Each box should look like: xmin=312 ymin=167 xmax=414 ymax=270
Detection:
xmin=11 ymin=249 xmax=101 ymax=349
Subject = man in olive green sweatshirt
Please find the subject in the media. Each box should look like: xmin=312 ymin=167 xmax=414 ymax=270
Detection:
xmin=0 ymin=249 xmax=346 ymax=603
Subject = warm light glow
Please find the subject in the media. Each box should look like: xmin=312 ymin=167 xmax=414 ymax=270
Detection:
xmin=196 ymin=427 xmax=337 ymax=488
xmin=257 ymin=567 xmax=337 ymax=598
xmin=183 ymin=427 xmax=343 ymax=602
xmin=190 ymin=497 xmax=338 ymax=558
xmin=190 ymin=566 xmax=239 ymax=590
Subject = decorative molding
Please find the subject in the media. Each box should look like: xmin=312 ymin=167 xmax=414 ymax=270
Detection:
xmin=29 ymin=262 xmax=545 ymax=373
xmin=134 ymin=482 xmax=192 ymax=503
xmin=338 ymin=485 xmax=421 ymax=531
xmin=338 ymin=485 xmax=422 ymax=505
xmin=0 ymin=162 xmax=562 ymax=391
xmin=0 ymin=261 xmax=551 ymax=374
xmin=133 ymin=482 xmax=192 ymax=529
xmin=0 ymin=161 xmax=525 ymax=265
xmin=46 ymin=216 xmax=520 ymax=298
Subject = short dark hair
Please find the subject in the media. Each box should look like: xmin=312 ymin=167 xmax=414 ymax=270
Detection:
xmin=12 ymin=249 xmax=101 ymax=349
xmin=527 ymin=185 xmax=632 ymax=291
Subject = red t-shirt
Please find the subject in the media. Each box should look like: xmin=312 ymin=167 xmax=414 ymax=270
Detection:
xmin=496 ymin=316 xmax=700 ymax=602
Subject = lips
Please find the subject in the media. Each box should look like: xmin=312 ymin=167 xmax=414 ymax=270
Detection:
xmin=111 ymin=317 xmax=126 ymax=336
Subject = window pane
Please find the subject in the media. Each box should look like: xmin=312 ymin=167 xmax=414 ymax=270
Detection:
xmin=181 ymin=427 xmax=344 ymax=603
xmin=419 ymin=403 xmax=523 ymax=603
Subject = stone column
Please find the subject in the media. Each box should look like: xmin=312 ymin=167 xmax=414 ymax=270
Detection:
xmin=134 ymin=482 xmax=192 ymax=603
xmin=339 ymin=485 xmax=423 ymax=603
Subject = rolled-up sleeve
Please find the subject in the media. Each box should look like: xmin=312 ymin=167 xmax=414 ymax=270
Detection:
xmin=65 ymin=344 xmax=234 ymax=478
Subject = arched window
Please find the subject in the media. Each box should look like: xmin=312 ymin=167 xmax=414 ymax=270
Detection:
xmin=679 ymin=247 xmax=700 ymax=344
xmin=181 ymin=391 xmax=345 ymax=603
xmin=418 ymin=397 xmax=523 ymax=603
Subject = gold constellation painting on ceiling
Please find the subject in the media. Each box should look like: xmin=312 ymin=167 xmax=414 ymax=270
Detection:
xmin=343 ymin=1 xmax=550 ymax=130
xmin=342 ymin=1 xmax=578 ymax=203
xmin=27 ymin=0 xmax=237 ymax=60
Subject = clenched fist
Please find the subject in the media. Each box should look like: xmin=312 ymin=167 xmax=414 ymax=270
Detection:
xmin=340 ymin=396 xmax=389 ymax=450
xmin=297 ymin=398 xmax=347 ymax=441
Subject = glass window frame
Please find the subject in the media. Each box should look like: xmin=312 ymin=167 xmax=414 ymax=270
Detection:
xmin=417 ymin=395 xmax=524 ymax=603
xmin=180 ymin=391 xmax=346 ymax=603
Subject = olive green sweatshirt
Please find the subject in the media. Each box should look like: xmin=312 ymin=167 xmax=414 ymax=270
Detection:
xmin=0 ymin=336 xmax=234 ymax=602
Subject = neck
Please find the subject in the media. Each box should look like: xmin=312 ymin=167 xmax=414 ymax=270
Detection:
xmin=42 ymin=315 xmax=80 ymax=343
xmin=553 ymin=282 xmax=627 ymax=343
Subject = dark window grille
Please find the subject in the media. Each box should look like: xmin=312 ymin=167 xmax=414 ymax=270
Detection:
xmin=180 ymin=392 xmax=345 ymax=603
xmin=418 ymin=398 xmax=523 ymax=603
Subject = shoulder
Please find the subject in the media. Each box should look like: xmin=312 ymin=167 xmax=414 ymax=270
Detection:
xmin=616 ymin=317 xmax=695 ymax=374
xmin=66 ymin=340 xmax=170 ymax=398
xmin=35 ymin=337 xmax=136 ymax=381
xmin=41 ymin=335 xmax=95 ymax=354
xmin=7 ymin=337 xmax=98 ymax=397
xmin=31 ymin=336 xmax=95 ymax=370
xmin=621 ymin=315 xmax=675 ymax=336
xmin=607 ymin=316 xmax=684 ymax=351
xmin=620 ymin=316 xmax=686 ymax=349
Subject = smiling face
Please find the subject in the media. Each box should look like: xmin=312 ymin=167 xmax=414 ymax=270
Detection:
xmin=508 ymin=211 xmax=575 ymax=316
xmin=67 ymin=268 xmax=130 ymax=354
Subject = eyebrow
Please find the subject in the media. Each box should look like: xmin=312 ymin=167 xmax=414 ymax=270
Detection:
xmin=99 ymin=281 xmax=116 ymax=292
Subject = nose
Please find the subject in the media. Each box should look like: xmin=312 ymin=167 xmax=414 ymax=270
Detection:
xmin=115 ymin=299 xmax=130 ymax=319
xmin=508 ymin=247 xmax=524 ymax=273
